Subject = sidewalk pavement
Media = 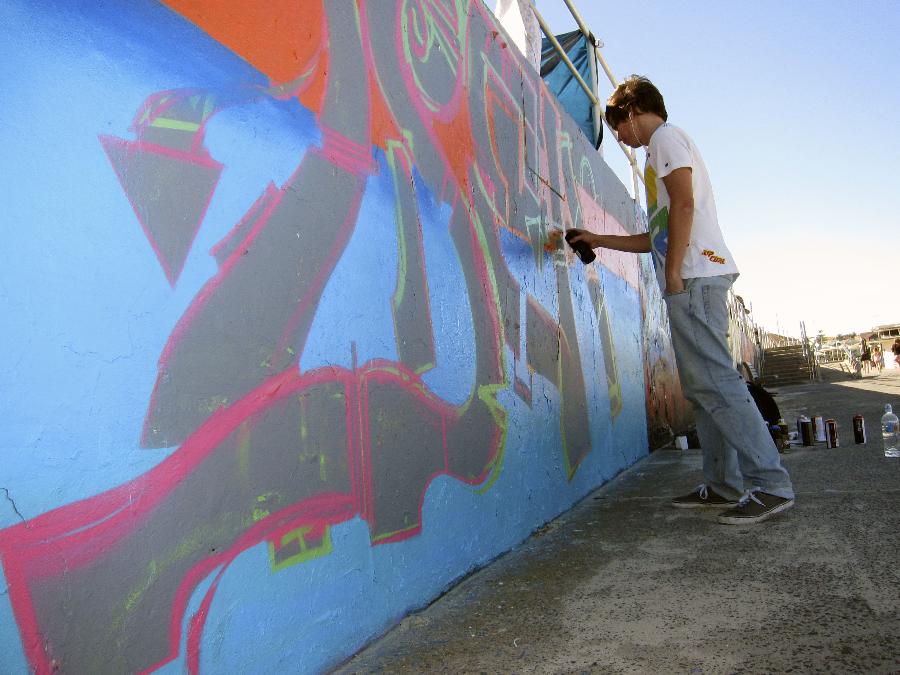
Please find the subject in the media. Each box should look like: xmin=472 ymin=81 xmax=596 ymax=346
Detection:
xmin=336 ymin=369 xmax=900 ymax=674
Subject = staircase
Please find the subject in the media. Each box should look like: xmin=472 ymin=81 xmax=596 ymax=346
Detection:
xmin=759 ymin=344 xmax=813 ymax=387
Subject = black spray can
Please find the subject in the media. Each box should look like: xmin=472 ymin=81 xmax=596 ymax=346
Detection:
xmin=777 ymin=418 xmax=790 ymax=449
xmin=769 ymin=424 xmax=782 ymax=450
xmin=853 ymin=414 xmax=866 ymax=444
xmin=825 ymin=419 xmax=839 ymax=448
xmin=800 ymin=417 xmax=814 ymax=446
xmin=564 ymin=230 xmax=596 ymax=264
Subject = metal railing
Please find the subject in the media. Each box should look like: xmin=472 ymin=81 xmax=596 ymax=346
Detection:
xmin=799 ymin=320 xmax=818 ymax=381
xmin=528 ymin=0 xmax=644 ymax=201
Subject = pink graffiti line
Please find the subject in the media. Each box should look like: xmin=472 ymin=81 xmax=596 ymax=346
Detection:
xmin=270 ymin=146 xmax=369 ymax=365
xmin=208 ymin=182 xmax=279 ymax=260
xmin=0 ymin=365 xmax=350 ymax=674
xmin=0 ymin=346 xmax=511 ymax=674
xmin=151 ymin=492 xmax=355 ymax=675
xmin=131 ymin=88 xmax=222 ymax=156
xmin=98 ymin=136 xmax=222 ymax=287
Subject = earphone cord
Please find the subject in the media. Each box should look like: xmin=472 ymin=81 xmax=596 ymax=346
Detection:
xmin=629 ymin=113 xmax=645 ymax=147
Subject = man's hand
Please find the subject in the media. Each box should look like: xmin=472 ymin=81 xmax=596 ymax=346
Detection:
xmin=564 ymin=228 xmax=600 ymax=249
xmin=665 ymin=274 xmax=685 ymax=295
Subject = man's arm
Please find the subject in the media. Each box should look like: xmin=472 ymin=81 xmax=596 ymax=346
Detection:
xmin=565 ymin=230 xmax=651 ymax=253
xmin=660 ymin=167 xmax=693 ymax=294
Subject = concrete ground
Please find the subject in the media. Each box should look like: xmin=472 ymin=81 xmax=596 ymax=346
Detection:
xmin=336 ymin=368 xmax=900 ymax=674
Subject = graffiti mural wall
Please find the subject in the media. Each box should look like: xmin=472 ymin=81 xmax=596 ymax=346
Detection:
xmin=728 ymin=292 xmax=762 ymax=373
xmin=1 ymin=1 xmax=656 ymax=672
xmin=638 ymin=228 xmax=693 ymax=448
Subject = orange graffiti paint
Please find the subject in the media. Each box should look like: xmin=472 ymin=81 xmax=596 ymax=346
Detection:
xmin=161 ymin=0 xmax=329 ymax=108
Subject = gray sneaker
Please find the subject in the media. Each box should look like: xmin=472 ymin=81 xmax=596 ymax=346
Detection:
xmin=671 ymin=484 xmax=739 ymax=509
xmin=717 ymin=489 xmax=794 ymax=525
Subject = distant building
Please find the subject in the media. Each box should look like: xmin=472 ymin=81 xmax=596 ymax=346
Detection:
xmin=865 ymin=323 xmax=900 ymax=359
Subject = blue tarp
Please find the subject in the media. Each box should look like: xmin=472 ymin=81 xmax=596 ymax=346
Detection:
xmin=540 ymin=30 xmax=600 ymax=148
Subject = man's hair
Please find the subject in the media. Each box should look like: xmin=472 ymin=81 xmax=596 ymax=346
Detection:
xmin=605 ymin=75 xmax=668 ymax=128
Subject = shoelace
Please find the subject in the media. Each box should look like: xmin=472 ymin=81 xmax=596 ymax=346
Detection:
xmin=695 ymin=484 xmax=710 ymax=500
xmin=736 ymin=488 xmax=764 ymax=508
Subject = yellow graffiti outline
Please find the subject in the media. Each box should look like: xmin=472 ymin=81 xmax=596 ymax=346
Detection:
xmin=269 ymin=526 xmax=334 ymax=572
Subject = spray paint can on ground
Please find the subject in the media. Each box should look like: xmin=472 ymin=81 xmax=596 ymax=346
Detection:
xmin=800 ymin=416 xmax=814 ymax=446
xmin=777 ymin=418 xmax=790 ymax=449
xmin=813 ymin=415 xmax=826 ymax=443
xmin=769 ymin=424 xmax=783 ymax=450
xmin=853 ymin=414 xmax=867 ymax=444
xmin=825 ymin=419 xmax=839 ymax=448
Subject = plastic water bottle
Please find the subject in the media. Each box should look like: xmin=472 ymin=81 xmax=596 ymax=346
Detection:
xmin=882 ymin=404 xmax=899 ymax=457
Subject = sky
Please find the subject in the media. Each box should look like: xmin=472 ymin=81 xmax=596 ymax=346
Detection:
xmin=518 ymin=0 xmax=900 ymax=338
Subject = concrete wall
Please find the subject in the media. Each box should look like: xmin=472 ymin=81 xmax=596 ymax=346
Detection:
xmin=729 ymin=293 xmax=763 ymax=374
xmin=1 ymin=1 xmax=661 ymax=672
xmin=639 ymin=249 xmax=693 ymax=446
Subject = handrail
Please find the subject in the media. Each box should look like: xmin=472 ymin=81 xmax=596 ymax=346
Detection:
xmin=549 ymin=0 xmax=642 ymax=200
xmin=800 ymin=320 xmax=818 ymax=381
xmin=532 ymin=9 xmax=598 ymax=107
xmin=560 ymin=0 xmax=620 ymax=88
xmin=528 ymin=1 xmax=644 ymax=196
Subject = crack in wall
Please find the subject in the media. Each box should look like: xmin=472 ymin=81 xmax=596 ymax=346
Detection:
xmin=62 ymin=344 xmax=136 ymax=364
xmin=528 ymin=166 xmax=564 ymax=200
xmin=2 ymin=487 xmax=26 ymax=524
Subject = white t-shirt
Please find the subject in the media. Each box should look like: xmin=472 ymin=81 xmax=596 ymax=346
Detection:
xmin=644 ymin=123 xmax=739 ymax=290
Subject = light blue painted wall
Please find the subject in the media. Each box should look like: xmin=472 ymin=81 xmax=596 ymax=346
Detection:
xmin=0 ymin=1 xmax=649 ymax=672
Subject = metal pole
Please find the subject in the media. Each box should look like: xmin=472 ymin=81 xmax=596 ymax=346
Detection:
xmin=593 ymin=46 xmax=620 ymax=88
xmin=559 ymin=0 xmax=621 ymax=87
xmin=557 ymin=0 xmax=643 ymax=192
xmin=586 ymin=31 xmax=603 ymax=152
xmin=529 ymin=3 xmax=598 ymax=105
xmin=528 ymin=1 xmax=644 ymax=192
xmin=561 ymin=0 xmax=595 ymax=46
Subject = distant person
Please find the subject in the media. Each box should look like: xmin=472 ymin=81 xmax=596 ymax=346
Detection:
xmin=893 ymin=338 xmax=900 ymax=368
xmin=872 ymin=345 xmax=884 ymax=372
xmin=565 ymin=76 xmax=793 ymax=525
xmin=860 ymin=339 xmax=871 ymax=374
xmin=746 ymin=380 xmax=781 ymax=427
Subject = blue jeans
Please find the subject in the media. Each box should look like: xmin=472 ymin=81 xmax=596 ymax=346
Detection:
xmin=664 ymin=274 xmax=794 ymax=500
